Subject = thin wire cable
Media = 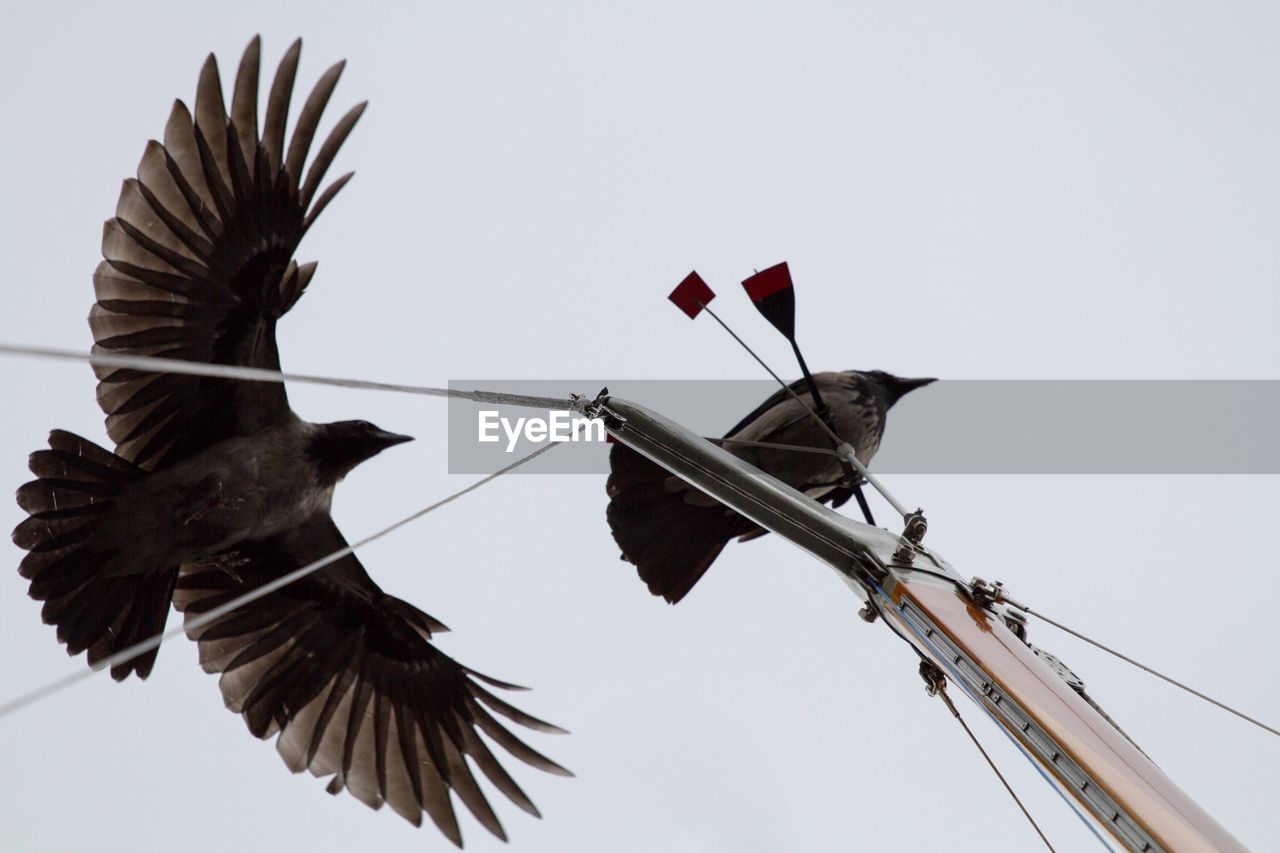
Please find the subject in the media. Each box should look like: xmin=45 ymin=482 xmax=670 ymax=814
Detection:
xmin=873 ymin=585 xmax=1115 ymax=849
xmin=694 ymin=303 xmax=912 ymax=519
xmin=0 ymin=442 xmax=558 ymax=720
xmin=864 ymin=592 xmax=1064 ymax=851
xmin=0 ymin=342 xmax=577 ymax=411
xmin=936 ymin=685 xmax=1058 ymax=852
xmin=1023 ymin=605 xmax=1279 ymax=738
xmin=708 ymin=436 xmax=841 ymax=456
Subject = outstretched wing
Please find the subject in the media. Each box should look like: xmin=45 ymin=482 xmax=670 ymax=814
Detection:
xmin=90 ymin=36 xmax=365 ymax=470
xmin=173 ymin=516 xmax=570 ymax=847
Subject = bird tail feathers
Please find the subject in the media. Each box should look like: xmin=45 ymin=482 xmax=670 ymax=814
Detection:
xmin=12 ymin=430 xmax=174 ymax=680
xmin=606 ymin=444 xmax=757 ymax=604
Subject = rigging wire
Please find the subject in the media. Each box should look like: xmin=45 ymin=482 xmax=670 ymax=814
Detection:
xmin=0 ymin=441 xmax=558 ymax=720
xmin=0 ymin=342 xmax=577 ymax=411
xmin=1020 ymin=605 xmax=1280 ymax=739
xmin=693 ymin=302 xmax=913 ymax=519
xmin=863 ymin=591 xmax=1065 ymax=851
xmin=708 ymin=436 xmax=841 ymax=456
xmin=890 ymin=568 xmax=1280 ymax=741
xmin=935 ymin=683 xmax=1058 ymax=852
xmin=0 ymin=343 xmax=864 ymax=462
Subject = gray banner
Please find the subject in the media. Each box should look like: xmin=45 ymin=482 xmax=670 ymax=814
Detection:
xmin=447 ymin=379 xmax=1280 ymax=474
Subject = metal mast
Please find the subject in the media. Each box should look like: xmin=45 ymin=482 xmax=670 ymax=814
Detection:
xmin=593 ymin=393 xmax=1246 ymax=853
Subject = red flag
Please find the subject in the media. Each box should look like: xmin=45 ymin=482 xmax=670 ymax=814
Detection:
xmin=742 ymin=262 xmax=796 ymax=339
xmin=668 ymin=271 xmax=716 ymax=319
xmin=742 ymin=261 xmax=793 ymax=301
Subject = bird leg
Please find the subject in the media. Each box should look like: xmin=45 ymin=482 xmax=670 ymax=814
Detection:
xmin=189 ymin=551 xmax=250 ymax=585
xmin=215 ymin=553 xmax=249 ymax=585
xmin=175 ymin=476 xmax=245 ymax=526
xmin=851 ymin=481 xmax=876 ymax=527
xmin=819 ymin=408 xmax=877 ymax=527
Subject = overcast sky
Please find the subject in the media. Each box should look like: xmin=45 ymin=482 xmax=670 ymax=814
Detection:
xmin=2 ymin=3 xmax=1277 ymax=851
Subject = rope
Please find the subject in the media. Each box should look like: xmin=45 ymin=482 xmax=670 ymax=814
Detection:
xmin=0 ymin=441 xmax=558 ymax=720
xmin=936 ymin=685 xmax=1057 ymax=852
xmin=1023 ymin=606 xmax=1280 ymax=738
xmin=0 ymin=342 xmax=577 ymax=412
xmin=694 ymin=303 xmax=912 ymax=519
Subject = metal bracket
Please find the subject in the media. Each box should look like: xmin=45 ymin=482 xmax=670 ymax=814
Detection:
xmin=971 ymin=576 xmax=1031 ymax=614
xmin=572 ymin=386 xmax=613 ymax=419
xmin=919 ymin=659 xmax=948 ymax=698
xmin=969 ymin=578 xmax=1031 ymax=641
xmin=892 ymin=509 xmax=929 ymax=563
xmin=579 ymin=387 xmax=635 ymax=443
xmin=970 ymin=576 xmax=1004 ymax=609
xmin=1003 ymin=606 xmax=1029 ymax=643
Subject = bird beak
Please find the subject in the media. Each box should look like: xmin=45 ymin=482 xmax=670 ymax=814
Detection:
xmin=899 ymin=377 xmax=937 ymax=393
xmin=373 ymin=430 xmax=415 ymax=448
xmin=887 ymin=376 xmax=937 ymax=406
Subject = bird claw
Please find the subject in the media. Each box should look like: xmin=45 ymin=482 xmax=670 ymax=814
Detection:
xmin=191 ymin=551 xmax=250 ymax=585
xmin=180 ymin=481 xmax=245 ymax=526
xmin=219 ymin=561 xmax=245 ymax=586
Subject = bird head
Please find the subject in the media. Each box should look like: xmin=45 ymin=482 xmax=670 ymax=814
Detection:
xmin=864 ymin=371 xmax=937 ymax=408
xmin=308 ymin=419 xmax=414 ymax=482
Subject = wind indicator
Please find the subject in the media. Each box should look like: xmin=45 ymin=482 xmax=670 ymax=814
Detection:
xmin=741 ymin=262 xmax=826 ymax=409
xmin=668 ymin=270 xmax=716 ymax=318
xmin=666 ymin=264 xmax=893 ymax=526
xmin=742 ymin=261 xmax=876 ymax=525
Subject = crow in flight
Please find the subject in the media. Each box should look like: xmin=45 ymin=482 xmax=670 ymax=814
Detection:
xmin=607 ymin=370 xmax=934 ymax=602
xmin=12 ymin=36 xmax=567 ymax=845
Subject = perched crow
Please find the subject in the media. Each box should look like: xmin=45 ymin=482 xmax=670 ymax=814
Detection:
xmin=12 ymin=37 xmax=567 ymax=844
xmin=607 ymin=370 xmax=934 ymax=603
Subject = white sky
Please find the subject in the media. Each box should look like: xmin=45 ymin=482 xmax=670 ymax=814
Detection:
xmin=1 ymin=3 xmax=1277 ymax=851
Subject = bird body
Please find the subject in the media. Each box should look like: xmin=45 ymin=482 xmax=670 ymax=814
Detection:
xmin=11 ymin=36 xmax=566 ymax=845
xmin=85 ymin=418 xmax=408 ymax=578
xmin=721 ymin=370 xmax=892 ymax=501
xmin=607 ymin=369 xmax=934 ymax=602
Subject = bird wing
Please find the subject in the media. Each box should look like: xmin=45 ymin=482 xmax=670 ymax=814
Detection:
xmin=723 ymin=377 xmax=813 ymax=438
xmin=90 ymin=36 xmax=365 ymax=470
xmin=173 ymin=514 xmax=569 ymax=846
xmin=721 ymin=373 xmax=862 ymax=537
